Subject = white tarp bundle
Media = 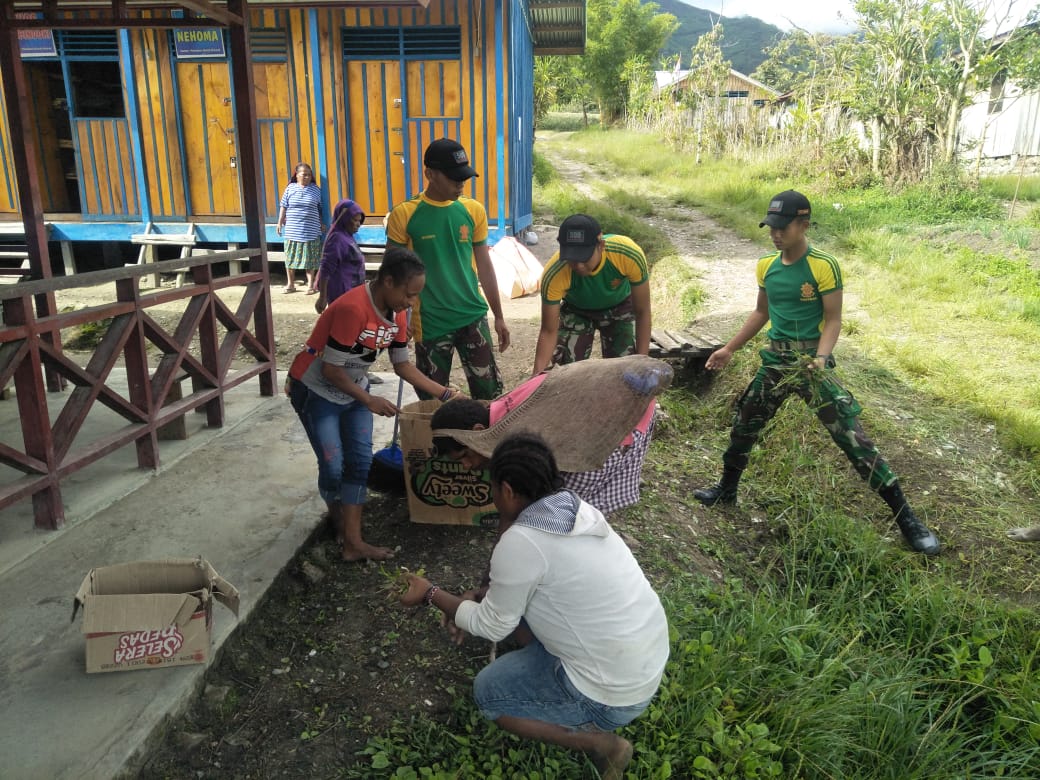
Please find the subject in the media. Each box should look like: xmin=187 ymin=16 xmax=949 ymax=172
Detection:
xmin=489 ymin=236 xmax=543 ymax=299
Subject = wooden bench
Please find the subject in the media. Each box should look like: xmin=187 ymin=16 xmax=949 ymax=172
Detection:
xmin=648 ymin=328 xmax=723 ymax=370
xmin=130 ymin=222 xmax=197 ymax=289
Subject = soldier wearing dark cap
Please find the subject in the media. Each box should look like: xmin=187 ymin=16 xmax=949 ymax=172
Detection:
xmin=694 ymin=190 xmax=940 ymax=556
xmin=533 ymin=214 xmax=652 ymax=376
xmin=386 ymin=138 xmax=510 ymax=400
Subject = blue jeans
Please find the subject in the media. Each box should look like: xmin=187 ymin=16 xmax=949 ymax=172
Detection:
xmin=288 ymin=378 xmax=319 ymax=460
xmin=473 ymin=639 xmax=651 ymax=731
xmin=302 ymin=391 xmax=373 ymax=506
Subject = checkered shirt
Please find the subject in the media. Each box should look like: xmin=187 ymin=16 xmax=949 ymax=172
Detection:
xmin=561 ymin=412 xmax=656 ymax=515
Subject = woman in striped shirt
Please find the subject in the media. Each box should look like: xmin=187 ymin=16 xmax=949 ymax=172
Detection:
xmin=276 ymin=162 xmax=324 ymax=294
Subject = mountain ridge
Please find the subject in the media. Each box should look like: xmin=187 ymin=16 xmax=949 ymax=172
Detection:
xmin=653 ymin=0 xmax=784 ymax=75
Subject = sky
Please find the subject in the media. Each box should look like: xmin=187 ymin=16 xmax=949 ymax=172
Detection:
xmin=686 ymin=0 xmax=1036 ymax=35
xmin=688 ymin=0 xmax=858 ymax=34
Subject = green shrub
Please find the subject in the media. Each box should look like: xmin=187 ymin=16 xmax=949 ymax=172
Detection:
xmin=532 ymin=150 xmax=556 ymax=187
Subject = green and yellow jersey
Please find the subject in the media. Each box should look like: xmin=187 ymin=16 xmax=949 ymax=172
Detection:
xmin=386 ymin=193 xmax=489 ymax=341
xmin=541 ymin=234 xmax=648 ymax=311
xmin=756 ymin=245 xmax=842 ymax=342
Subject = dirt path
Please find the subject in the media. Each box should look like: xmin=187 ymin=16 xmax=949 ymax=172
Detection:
xmin=531 ymin=138 xmax=759 ymax=335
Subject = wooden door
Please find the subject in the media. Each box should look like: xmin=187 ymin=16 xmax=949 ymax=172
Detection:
xmin=23 ymin=63 xmax=73 ymax=212
xmin=176 ymin=60 xmax=241 ymax=217
xmin=344 ymin=59 xmax=406 ymax=218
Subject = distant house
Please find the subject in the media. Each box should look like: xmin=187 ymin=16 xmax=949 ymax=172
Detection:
xmin=959 ymin=73 xmax=1040 ymax=165
xmin=958 ymin=25 xmax=1040 ymax=169
xmin=654 ymin=67 xmax=782 ymax=136
xmin=656 ymin=68 xmax=780 ymax=108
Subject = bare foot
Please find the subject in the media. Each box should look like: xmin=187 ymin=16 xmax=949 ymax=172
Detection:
xmin=591 ymin=735 xmax=633 ymax=780
xmin=341 ymin=542 xmax=395 ymax=562
xmin=1006 ymin=526 xmax=1040 ymax=542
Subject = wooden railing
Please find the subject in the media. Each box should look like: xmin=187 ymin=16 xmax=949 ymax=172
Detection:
xmin=0 ymin=248 xmax=277 ymax=530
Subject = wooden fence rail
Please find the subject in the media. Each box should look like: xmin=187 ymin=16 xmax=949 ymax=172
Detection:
xmin=0 ymin=248 xmax=277 ymax=530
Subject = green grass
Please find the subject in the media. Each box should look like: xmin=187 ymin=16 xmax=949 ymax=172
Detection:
xmin=538 ymin=111 xmax=602 ymax=132
xmin=650 ymin=253 xmax=704 ymax=330
xmin=346 ymin=525 xmax=1040 ymax=778
xmin=339 ymin=127 xmax=1040 ymax=779
xmin=981 ymin=173 xmax=1040 ymax=202
xmin=534 ymin=127 xmax=1040 ymax=456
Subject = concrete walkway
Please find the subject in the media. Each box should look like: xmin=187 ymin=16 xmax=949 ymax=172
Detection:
xmin=0 ymin=372 xmax=416 ymax=780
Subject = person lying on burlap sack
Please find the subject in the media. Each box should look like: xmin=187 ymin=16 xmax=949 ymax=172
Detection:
xmin=429 ymin=353 xmax=673 ymax=518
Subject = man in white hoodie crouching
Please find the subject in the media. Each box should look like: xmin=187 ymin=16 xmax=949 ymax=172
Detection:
xmin=401 ymin=432 xmax=669 ymax=778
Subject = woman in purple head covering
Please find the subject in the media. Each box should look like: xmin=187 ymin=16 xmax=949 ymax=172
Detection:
xmin=315 ymin=199 xmax=366 ymax=314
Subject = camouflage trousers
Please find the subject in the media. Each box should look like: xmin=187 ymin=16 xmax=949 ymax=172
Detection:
xmin=552 ymin=297 xmax=636 ymax=367
xmin=722 ymin=349 xmax=897 ymax=491
xmin=415 ymin=317 xmax=504 ymax=401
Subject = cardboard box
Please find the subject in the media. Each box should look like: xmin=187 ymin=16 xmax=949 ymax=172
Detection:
xmin=72 ymin=557 xmax=239 ymax=674
xmin=399 ymin=400 xmax=499 ymax=527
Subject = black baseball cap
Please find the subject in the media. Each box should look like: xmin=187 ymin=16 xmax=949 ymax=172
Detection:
xmin=759 ymin=190 xmax=812 ymax=228
xmin=423 ymin=138 xmax=478 ymax=182
xmin=557 ymin=214 xmax=602 ymax=263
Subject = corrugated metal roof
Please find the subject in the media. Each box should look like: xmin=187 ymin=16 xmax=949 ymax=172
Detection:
xmin=528 ymin=0 xmax=586 ymax=56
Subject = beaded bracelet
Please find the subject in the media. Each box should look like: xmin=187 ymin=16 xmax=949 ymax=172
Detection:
xmin=423 ymin=585 xmax=440 ymax=607
xmin=439 ymin=388 xmax=453 ymax=402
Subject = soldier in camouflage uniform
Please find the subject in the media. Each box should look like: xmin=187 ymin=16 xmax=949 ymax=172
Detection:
xmin=533 ymin=214 xmax=651 ymax=375
xmin=695 ymin=190 xmax=940 ymax=556
xmin=386 ymin=139 xmax=510 ymax=400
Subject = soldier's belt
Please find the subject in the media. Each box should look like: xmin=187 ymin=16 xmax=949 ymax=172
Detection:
xmin=769 ymin=338 xmax=820 ymax=352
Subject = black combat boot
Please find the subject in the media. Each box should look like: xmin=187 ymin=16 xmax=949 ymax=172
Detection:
xmin=693 ymin=467 xmax=742 ymax=506
xmin=879 ymin=482 xmax=941 ymax=556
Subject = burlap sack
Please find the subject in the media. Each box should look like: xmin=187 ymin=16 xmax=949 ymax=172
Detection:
xmin=434 ymin=354 xmax=673 ymax=472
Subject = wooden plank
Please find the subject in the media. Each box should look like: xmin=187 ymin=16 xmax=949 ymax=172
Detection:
xmin=130 ymin=234 xmax=197 ymax=244
xmin=75 ymin=122 xmax=98 ymax=215
xmin=664 ymin=329 xmax=694 ymax=349
xmin=649 ymin=328 xmax=724 ymax=363
xmin=100 ymin=121 xmax=117 ymax=214
xmin=138 ymin=28 xmax=186 ymax=217
xmin=118 ymin=121 xmax=139 ymax=215
xmin=689 ymin=333 xmax=724 ymax=350
xmin=651 ymin=329 xmax=682 ymax=353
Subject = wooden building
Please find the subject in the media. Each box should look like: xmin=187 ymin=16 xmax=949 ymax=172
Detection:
xmin=0 ymin=0 xmax=585 ymax=530
xmin=656 ymin=67 xmax=779 ymax=108
xmin=0 ymin=0 xmax=587 ymax=259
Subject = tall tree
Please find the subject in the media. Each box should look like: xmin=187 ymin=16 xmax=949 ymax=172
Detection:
xmin=582 ymin=0 xmax=678 ymax=123
xmin=680 ymin=23 xmax=732 ymax=162
xmin=533 ymin=56 xmax=577 ymax=122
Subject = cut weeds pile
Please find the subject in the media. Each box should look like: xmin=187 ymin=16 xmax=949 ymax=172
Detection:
xmin=140 ymin=132 xmax=1040 ymax=778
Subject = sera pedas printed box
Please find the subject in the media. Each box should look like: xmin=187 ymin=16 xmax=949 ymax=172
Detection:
xmin=398 ymin=400 xmax=499 ymax=527
xmin=72 ymin=557 xmax=239 ymax=674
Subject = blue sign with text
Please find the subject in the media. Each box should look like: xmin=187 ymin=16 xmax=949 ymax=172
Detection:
xmin=173 ymin=29 xmax=225 ymax=59
xmin=18 ymin=28 xmax=57 ymax=57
